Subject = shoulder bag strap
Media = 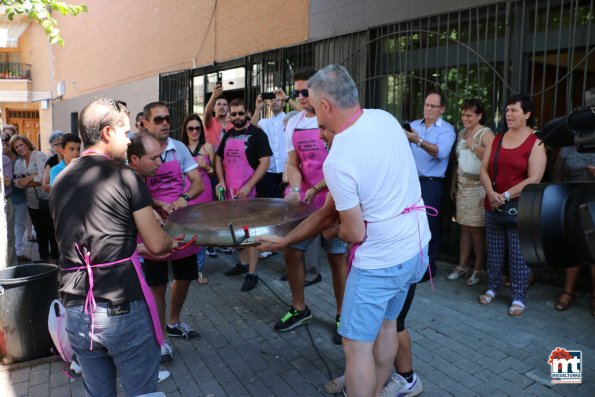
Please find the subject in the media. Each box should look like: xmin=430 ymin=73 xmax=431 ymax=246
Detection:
xmin=491 ymin=132 xmax=505 ymax=190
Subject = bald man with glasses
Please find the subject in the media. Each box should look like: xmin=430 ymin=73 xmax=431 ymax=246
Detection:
xmin=405 ymin=91 xmax=456 ymax=280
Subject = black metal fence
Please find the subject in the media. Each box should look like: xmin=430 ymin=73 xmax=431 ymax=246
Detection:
xmin=159 ymin=0 xmax=595 ymax=263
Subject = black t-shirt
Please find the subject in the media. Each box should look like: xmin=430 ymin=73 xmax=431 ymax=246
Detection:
xmin=45 ymin=154 xmax=59 ymax=168
xmin=216 ymin=124 xmax=272 ymax=170
xmin=50 ymin=155 xmax=153 ymax=304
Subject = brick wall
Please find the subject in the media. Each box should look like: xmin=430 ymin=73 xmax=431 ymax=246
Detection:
xmin=52 ymin=0 xmax=309 ymax=99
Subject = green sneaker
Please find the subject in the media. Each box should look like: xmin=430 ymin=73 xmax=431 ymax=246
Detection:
xmin=333 ymin=315 xmax=342 ymax=345
xmin=274 ymin=306 xmax=312 ymax=332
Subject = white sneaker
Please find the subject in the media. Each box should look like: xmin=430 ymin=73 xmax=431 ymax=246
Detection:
xmin=324 ymin=374 xmax=345 ymax=394
xmin=380 ymin=373 xmax=423 ymax=397
xmin=258 ymin=251 xmax=275 ymax=259
xmin=157 ymin=370 xmax=170 ymax=383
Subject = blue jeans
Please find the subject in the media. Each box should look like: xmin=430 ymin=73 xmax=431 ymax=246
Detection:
xmin=197 ymin=246 xmax=206 ymax=272
xmin=65 ymin=300 xmax=160 ymax=397
xmin=419 ymin=179 xmax=444 ymax=269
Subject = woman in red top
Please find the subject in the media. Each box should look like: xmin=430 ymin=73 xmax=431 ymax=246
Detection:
xmin=478 ymin=95 xmax=547 ymax=316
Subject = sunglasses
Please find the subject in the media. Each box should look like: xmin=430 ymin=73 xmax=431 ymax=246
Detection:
xmin=229 ymin=111 xmax=246 ymax=117
xmin=424 ymin=103 xmax=442 ymax=109
xmin=152 ymin=115 xmax=171 ymax=124
xmin=2 ymin=137 xmax=9 ymax=143
xmin=186 ymin=126 xmax=203 ymax=131
xmin=291 ymin=89 xmax=309 ymax=98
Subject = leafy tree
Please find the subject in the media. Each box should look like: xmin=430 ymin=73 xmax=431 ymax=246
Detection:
xmin=1 ymin=0 xmax=87 ymax=46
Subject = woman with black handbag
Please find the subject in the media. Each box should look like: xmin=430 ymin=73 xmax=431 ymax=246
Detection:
xmin=477 ymin=95 xmax=546 ymax=316
xmin=11 ymin=135 xmax=59 ymax=263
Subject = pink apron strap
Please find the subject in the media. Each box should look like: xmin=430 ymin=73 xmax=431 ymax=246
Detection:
xmin=64 ymin=245 xmax=164 ymax=349
xmin=347 ymin=199 xmax=438 ymax=288
xmin=130 ymin=252 xmax=163 ymax=347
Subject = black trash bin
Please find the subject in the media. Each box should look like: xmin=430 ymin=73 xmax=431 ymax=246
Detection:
xmin=0 ymin=264 xmax=59 ymax=364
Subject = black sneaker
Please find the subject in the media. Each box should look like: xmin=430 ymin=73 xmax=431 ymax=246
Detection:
xmin=166 ymin=322 xmax=201 ymax=339
xmin=274 ymin=306 xmax=312 ymax=332
xmin=224 ymin=263 xmax=249 ymax=276
xmin=206 ymin=247 xmax=217 ymax=258
xmin=332 ymin=315 xmax=342 ymax=345
xmin=241 ymin=274 xmax=259 ymax=291
xmin=160 ymin=341 xmax=173 ymax=365
xmin=304 ymin=273 xmax=322 ymax=287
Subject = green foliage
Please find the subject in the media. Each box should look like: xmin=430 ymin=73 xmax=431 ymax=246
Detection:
xmin=1 ymin=0 xmax=87 ymax=46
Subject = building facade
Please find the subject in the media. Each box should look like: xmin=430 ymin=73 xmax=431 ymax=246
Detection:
xmin=0 ymin=10 xmax=54 ymax=150
xmin=47 ymin=0 xmax=593 ymax=263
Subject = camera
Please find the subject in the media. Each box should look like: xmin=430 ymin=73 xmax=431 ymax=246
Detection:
xmin=260 ymin=92 xmax=276 ymax=100
xmin=518 ymin=88 xmax=595 ymax=268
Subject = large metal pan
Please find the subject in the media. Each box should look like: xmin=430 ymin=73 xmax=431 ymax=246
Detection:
xmin=163 ymin=198 xmax=316 ymax=247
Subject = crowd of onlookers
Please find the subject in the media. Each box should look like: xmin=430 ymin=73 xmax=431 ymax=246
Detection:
xmin=2 ymin=91 xmax=594 ymax=321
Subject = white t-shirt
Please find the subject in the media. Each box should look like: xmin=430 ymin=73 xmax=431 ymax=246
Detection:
xmin=285 ymin=111 xmax=319 ymax=153
xmin=324 ymin=109 xmax=431 ymax=269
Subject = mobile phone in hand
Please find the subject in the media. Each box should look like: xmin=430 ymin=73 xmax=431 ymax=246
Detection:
xmin=403 ymin=122 xmax=412 ymax=132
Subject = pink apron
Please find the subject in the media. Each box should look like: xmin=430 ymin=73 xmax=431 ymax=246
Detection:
xmin=223 ymin=126 xmax=256 ymax=199
xmin=145 ymin=151 xmax=200 ymax=260
xmin=284 ymin=113 xmax=329 ymax=209
xmin=67 ymin=152 xmax=163 ymax=348
xmin=184 ymin=151 xmax=214 ymax=205
xmin=63 ymin=247 xmax=164 ymax=348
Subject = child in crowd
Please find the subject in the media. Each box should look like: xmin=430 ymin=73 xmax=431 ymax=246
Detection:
xmin=49 ymin=134 xmax=82 ymax=187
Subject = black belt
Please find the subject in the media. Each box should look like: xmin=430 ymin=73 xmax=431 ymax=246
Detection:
xmin=419 ymin=176 xmax=444 ymax=181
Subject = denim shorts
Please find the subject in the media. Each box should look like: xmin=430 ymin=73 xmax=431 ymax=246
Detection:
xmin=65 ymin=300 xmax=160 ymax=396
xmin=339 ymin=244 xmax=428 ymax=342
xmin=290 ymin=234 xmax=347 ymax=254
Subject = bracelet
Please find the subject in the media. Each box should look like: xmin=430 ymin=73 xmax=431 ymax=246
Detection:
xmin=311 ymin=185 xmax=318 ymax=191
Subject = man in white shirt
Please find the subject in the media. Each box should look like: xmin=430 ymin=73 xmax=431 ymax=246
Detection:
xmin=251 ymin=93 xmax=287 ymax=198
xmin=309 ymin=65 xmax=430 ymax=396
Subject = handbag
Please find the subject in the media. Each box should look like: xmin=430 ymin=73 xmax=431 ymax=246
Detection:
xmin=491 ymin=133 xmax=518 ymax=228
xmin=458 ymin=127 xmax=488 ymax=177
xmin=33 ymin=186 xmax=49 ymax=214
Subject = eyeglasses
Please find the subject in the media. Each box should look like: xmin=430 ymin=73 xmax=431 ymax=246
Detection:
xmin=424 ymin=103 xmax=442 ymax=109
xmin=186 ymin=126 xmax=203 ymax=131
xmin=291 ymin=89 xmax=309 ymax=98
xmin=152 ymin=115 xmax=171 ymax=124
xmin=50 ymin=141 xmax=61 ymax=147
xmin=229 ymin=111 xmax=246 ymax=117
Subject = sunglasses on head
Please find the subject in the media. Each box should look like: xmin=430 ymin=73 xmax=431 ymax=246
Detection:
xmin=152 ymin=115 xmax=171 ymax=124
xmin=229 ymin=111 xmax=246 ymax=117
xmin=186 ymin=126 xmax=203 ymax=131
xmin=291 ymin=89 xmax=309 ymax=98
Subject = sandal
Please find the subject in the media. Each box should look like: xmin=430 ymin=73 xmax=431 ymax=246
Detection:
xmin=446 ymin=266 xmax=470 ymax=280
xmin=196 ymin=272 xmax=209 ymax=285
xmin=478 ymin=290 xmax=495 ymax=305
xmin=508 ymin=303 xmax=525 ymax=317
xmin=554 ymin=291 xmax=574 ymax=311
xmin=466 ymin=270 xmax=482 ymax=286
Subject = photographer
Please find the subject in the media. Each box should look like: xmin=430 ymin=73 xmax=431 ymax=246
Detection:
xmin=552 ymin=146 xmax=595 ymax=315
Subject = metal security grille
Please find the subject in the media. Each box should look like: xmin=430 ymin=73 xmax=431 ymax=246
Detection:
xmin=159 ymin=69 xmax=192 ymax=140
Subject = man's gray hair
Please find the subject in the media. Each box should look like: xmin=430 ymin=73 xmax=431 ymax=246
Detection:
xmin=307 ymin=64 xmax=359 ymax=109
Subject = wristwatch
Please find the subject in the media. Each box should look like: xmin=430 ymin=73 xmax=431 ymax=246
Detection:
xmin=417 ymin=138 xmax=424 ymax=147
xmin=181 ymin=194 xmax=191 ymax=202
xmin=503 ymin=191 xmax=510 ymax=202
xmin=290 ymin=187 xmax=301 ymax=193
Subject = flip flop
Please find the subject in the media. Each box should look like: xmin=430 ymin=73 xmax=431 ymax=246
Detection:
xmin=196 ymin=272 xmax=209 ymax=285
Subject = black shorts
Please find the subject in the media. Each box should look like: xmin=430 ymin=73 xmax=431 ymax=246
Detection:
xmin=144 ymin=254 xmax=198 ymax=287
xmin=396 ymin=283 xmax=416 ymax=332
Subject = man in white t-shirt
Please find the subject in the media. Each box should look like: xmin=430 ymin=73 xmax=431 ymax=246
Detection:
xmin=310 ymin=65 xmax=429 ymax=396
